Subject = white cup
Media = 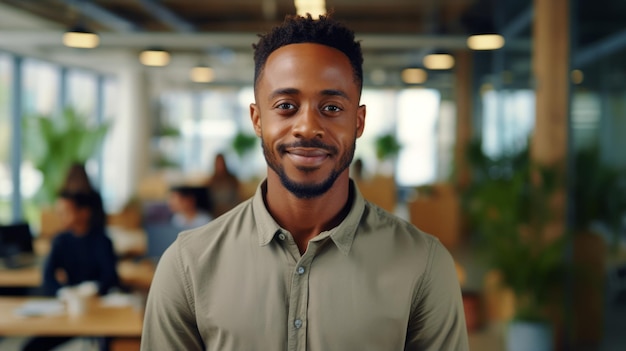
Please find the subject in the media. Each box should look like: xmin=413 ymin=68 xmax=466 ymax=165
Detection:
xmin=66 ymin=292 xmax=88 ymax=316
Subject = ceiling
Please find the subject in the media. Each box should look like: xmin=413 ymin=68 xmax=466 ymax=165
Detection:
xmin=0 ymin=0 xmax=499 ymax=35
xmin=0 ymin=0 xmax=534 ymax=89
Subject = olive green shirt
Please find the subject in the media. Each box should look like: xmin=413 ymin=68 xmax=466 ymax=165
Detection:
xmin=141 ymin=180 xmax=468 ymax=351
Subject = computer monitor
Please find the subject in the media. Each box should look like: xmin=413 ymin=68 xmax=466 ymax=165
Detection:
xmin=0 ymin=223 xmax=35 ymax=268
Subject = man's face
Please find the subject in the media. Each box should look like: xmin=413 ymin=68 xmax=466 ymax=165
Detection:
xmin=250 ymin=43 xmax=365 ymax=198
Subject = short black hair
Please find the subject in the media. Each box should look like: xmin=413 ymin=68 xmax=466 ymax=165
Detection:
xmin=252 ymin=14 xmax=363 ymax=91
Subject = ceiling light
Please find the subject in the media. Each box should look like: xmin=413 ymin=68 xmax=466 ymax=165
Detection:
xmin=423 ymin=54 xmax=455 ymax=70
xmin=62 ymin=25 xmax=99 ymax=49
xmin=139 ymin=48 xmax=170 ymax=67
xmin=401 ymin=68 xmax=427 ymax=84
xmin=294 ymin=0 xmax=326 ymax=17
xmin=467 ymin=34 xmax=505 ymax=50
xmin=190 ymin=66 xmax=215 ymax=83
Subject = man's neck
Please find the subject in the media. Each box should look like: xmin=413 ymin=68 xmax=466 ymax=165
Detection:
xmin=264 ymin=172 xmax=352 ymax=254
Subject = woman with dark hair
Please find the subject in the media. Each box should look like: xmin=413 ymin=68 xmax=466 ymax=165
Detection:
xmin=22 ymin=190 xmax=119 ymax=351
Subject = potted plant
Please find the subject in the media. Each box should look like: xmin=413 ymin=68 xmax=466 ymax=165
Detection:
xmin=22 ymin=107 xmax=110 ymax=206
xmin=231 ymin=131 xmax=258 ymax=159
xmin=463 ymin=141 xmax=566 ymax=351
xmin=373 ymin=133 xmax=401 ymax=175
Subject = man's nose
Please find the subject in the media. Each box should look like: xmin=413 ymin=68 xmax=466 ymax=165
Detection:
xmin=292 ymin=106 xmax=324 ymax=139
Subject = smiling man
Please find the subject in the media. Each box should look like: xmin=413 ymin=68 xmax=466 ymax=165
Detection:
xmin=141 ymin=14 xmax=468 ymax=351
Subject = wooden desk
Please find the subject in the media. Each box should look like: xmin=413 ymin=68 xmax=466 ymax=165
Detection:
xmin=0 ymin=296 xmax=143 ymax=337
xmin=0 ymin=266 xmax=41 ymax=288
xmin=0 ymin=260 xmax=155 ymax=290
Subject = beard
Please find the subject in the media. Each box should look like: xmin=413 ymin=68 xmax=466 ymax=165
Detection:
xmin=262 ymin=137 xmax=356 ymax=199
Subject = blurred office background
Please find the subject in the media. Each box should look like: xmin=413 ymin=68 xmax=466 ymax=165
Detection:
xmin=0 ymin=0 xmax=625 ymax=350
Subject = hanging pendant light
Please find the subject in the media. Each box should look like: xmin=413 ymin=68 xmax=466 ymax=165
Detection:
xmin=294 ymin=0 xmax=326 ymax=17
xmin=467 ymin=34 xmax=505 ymax=50
xmin=139 ymin=48 xmax=171 ymax=67
xmin=423 ymin=53 xmax=455 ymax=70
xmin=190 ymin=65 xmax=215 ymax=83
xmin=63 ymin=24 xmax=100 ymax=49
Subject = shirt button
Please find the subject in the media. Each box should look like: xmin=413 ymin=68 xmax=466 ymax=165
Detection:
xmin=297 ymin=267 xmax=305 ymax=275
xmin=294 ymin=319 xmax=303 ymax=329
xmin=278 ymin=233 xmax=286 ymax=240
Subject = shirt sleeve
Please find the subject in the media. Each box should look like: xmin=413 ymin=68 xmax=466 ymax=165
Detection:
xmin=405 ymin=238 xmax=469 ymax=351
xmin=140 ymin=240 xmax=204 ymax=351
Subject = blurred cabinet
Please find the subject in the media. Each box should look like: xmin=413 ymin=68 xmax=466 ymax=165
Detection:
xmin=407 ymin=183 xmax=462 ymax=250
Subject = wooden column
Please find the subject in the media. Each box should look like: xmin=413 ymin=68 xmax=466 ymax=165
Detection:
xmin=532 ymin=0 xmax=570 ymax=238
xmin=533 ymin=1 xmax=573 ymax=349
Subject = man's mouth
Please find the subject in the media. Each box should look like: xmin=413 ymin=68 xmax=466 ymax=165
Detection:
xmin=285 ymin=148 xmax=330 ymax=167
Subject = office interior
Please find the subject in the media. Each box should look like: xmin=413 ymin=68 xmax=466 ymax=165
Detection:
xmin=0 ymin=0 xmax=625 ymax=350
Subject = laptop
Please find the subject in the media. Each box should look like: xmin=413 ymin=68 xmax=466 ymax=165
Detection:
xmin=0 ymin=222 xmax=38 ymax=269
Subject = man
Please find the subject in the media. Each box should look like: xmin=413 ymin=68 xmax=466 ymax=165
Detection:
xmin=141 ymin=14 xmax=468 ymax=351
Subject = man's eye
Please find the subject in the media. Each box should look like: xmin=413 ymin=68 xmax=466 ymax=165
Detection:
xmin=277 ymin=103 xmax=295 ymax=110
xmin=323 ymin=105 xmax=342 ymax=112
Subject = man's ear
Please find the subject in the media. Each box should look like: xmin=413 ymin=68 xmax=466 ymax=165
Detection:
xmin=356 ymin=104 xmax=366 ymax=138
xmin=250 ymin=103 xmax=262 ymax=137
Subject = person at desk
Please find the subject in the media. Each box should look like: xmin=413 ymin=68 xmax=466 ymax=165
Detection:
xmin=168 ymin=185 xmax=213 ymax=229
xmin=142 ymin=14 xmax=468 ymax=351
xmin=22 ymin=190 xmax=119 ymax=351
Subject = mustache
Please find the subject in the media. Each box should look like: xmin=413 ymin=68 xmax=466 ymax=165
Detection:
xmin=277 ymin=139 xmax=338 ymax=155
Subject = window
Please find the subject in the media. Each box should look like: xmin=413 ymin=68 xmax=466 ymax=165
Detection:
xmin=67 ymin=69 xmax=98 ymax=120
xmin=482 ymin=89 xmax=535 ymax=158
xmin=354 ymin=89 xmax=397 ymax=176
xmin=22 ymin=59 xmax=59 ymax=116
xmin=396 ymin=88 xmax=441 ymax=187
xmin=0 ymin=53 xmax=12 ymax=223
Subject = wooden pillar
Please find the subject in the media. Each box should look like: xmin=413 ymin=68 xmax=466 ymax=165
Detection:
xmin=454 ymin=49 xmax=473 ymax=190
xmin=533 ymin=1 xmax=572 ymax=349
xmin=532 ymin=0 xmax=570 ymax=238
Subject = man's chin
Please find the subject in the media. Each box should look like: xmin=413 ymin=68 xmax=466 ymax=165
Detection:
xmin=279 ymin=173 xmax=336 ymax=199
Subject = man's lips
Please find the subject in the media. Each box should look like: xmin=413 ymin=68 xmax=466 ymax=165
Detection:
xmin=286 ymin=148 xmax=330 ymax=166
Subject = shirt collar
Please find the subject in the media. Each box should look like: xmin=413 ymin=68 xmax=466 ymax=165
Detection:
xmin=252 ymin=179 xmax=366 ymax=255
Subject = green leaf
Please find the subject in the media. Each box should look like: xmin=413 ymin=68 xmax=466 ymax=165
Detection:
xmin=374 ymin=133 xmax=401 ymax=160
xmin=21 ymin=108 xmax=111 ymax=206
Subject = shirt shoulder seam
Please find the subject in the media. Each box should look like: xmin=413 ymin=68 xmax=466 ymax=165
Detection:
xmin=175 ymin=238 xmax=196 ymax=315
xmin=410 ymin=235 xmax=438 ymax=315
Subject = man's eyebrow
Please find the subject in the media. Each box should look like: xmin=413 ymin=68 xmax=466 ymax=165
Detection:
xmin=269 ymin=88 xmax=299 ymax=100
xmin=268 ymin=88 xmax=351 ymax=101
xmin=321 ymin=89 xmax=350 ymax=101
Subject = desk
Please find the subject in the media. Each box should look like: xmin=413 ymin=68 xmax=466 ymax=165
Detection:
xmin=0 ymin=296 xmax=143 ymax=337
xmin=0 ymin=266 xmax=41 ymax=288
xmin=0 ymin=260 xmax=156 ymax=290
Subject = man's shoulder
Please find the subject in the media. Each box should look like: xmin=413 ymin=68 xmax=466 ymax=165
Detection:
xmin=360 ymin=200 xmax=439 ymax=249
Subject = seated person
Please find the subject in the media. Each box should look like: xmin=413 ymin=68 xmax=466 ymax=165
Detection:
xmin=206 ymin=153 xmax=241 ymax=217
xmin=22 ymin=190 xmax=119 ymax=351
xmin=168 ymin=185 xmax=212 ymax=229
